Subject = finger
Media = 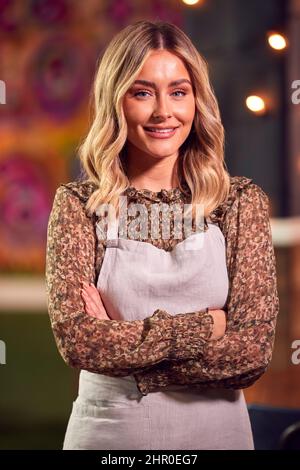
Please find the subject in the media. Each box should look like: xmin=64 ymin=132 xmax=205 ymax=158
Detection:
xmin=86 ymin=291 xmax=103 ymax=313
xmin=84 ymin=297 xmax=100 ymax=318
xmin=88 ymin=287 xmax=101 ymax=305
xmin=81 ymin=290 xmax=98 ymax=316
xmin=82 ymin=292 xmax=104 ymax=319
xmin=83 ymin=286 xmax=103 ymax=311
xmin=90 ymin=284 xmax=103 ymax=300
xmin=81 ymin=286 xmax=96 ymax=303
xmin=90 ymin=305 xmax=107 ymax=320
xmin=87 ymin=305 xmax=100 ymax=318
xmin=85 ymin=298 xmax=108 ymax=320
xmin=90 ymin=284 xmax=102 ymax=300
xmin=83 ymin=285 xmax=100 ymax=301
xmin=81 ymin=288 xmax=108 ymax=319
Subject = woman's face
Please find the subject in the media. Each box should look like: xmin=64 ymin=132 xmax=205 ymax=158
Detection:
xmin=122 ymin=49 xmax=196 ymax=161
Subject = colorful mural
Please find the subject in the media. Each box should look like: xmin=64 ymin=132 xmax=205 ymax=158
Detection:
xmin=0 ymin=0 xmax=184 ymax=273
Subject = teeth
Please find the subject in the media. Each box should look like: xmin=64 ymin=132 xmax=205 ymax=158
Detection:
xmin=146 ymin=128 xmax=175 ymax=133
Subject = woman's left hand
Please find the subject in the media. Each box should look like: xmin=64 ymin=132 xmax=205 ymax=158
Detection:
xmin=81 ymin=282 xmax=110 ymax=320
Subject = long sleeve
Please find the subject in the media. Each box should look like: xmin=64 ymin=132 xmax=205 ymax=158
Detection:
xmin=133 ymin=183 xmax=280 ymax=392
xmin=45 ymin=185 xmax=214 ymax=377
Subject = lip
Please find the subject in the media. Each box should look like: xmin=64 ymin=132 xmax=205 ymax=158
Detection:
xmin=143 ymin=126 xmax=179 ymax=139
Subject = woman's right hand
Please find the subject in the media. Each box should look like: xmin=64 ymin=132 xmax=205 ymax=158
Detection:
xmin=81 ymin=281 xmax=111 ymax=320
xmin=208 ymin=309 xmax=227 ymax=340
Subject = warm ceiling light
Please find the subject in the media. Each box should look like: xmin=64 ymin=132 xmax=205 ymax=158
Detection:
xmin=182 ymin=0 xmax=204 ymax=5
xmin=245 ymin=95 xmax=266 ymax=115
xmin=267 ymin=32 xmax=287 ymax=50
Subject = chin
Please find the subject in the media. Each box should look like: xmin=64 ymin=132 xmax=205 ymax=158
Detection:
xmin=146 ymin=147 xmax=179 ymax=158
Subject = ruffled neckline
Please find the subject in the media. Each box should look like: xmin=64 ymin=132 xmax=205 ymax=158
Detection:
xmin=123 ymin=181 xmax=191 ymax=203
xmin=63 ymin=175 xmax=253 ymax=207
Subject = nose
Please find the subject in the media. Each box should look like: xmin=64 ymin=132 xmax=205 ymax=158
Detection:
xmin=152 ymin=96 xmax=172 ymax=120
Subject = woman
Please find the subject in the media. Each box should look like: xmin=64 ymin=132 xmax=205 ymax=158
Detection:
xmin=45 ymin=20 xmax=279 ymax=450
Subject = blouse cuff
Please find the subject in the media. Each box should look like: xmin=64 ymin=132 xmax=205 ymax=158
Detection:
xmin=169 ymin=308 xmax=214 ymax=361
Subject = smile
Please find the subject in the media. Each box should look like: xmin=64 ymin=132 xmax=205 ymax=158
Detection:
xmin=143 ymin=127 xmax=178 ymax=139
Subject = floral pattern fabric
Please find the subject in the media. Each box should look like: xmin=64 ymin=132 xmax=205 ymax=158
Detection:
xmin=45 ymin=175 xmax=279 ymax=395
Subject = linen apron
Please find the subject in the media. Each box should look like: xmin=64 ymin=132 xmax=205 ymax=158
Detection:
xmin=63 ymin=202 xmax=254 ymax=450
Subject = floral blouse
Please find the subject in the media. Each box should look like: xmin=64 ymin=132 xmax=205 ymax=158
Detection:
xmin=45 ymin=175 xmax=279 ymax=396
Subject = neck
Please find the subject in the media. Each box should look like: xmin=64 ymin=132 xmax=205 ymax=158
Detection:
xmin=123 ymin=147 xmax=182 ymax=192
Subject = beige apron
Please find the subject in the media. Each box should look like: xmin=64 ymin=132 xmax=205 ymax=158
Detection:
xmin=63 ymin=201 xmax=254 ymax=450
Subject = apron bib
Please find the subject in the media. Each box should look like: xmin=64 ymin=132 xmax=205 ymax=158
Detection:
xmin=63 ymin=198 xmax=254 ymax=450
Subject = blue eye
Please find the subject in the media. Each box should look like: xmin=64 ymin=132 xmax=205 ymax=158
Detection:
xmin=134 ymin=91 xmax=149 ymax=97
xmin=134 ymin=90 xmax=186 ymax=98
xmin=172 ymin=90 xmax=187 ymax=97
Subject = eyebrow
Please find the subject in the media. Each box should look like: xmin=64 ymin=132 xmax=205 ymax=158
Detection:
xmin=132 ymin=79 xmax=192 ymax=89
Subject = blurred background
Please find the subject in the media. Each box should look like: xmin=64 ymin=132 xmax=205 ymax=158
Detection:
xmin=0 ymin=0 xmax=300 ymax=450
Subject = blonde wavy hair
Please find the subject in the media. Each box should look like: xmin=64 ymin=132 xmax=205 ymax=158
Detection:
xmin=78 ymin=19 xmax=230 ymax=220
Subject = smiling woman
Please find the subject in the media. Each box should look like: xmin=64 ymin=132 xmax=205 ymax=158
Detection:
xmin=77 ymin=20 xmax=230 ymax=220
xmin=122 ymin=50 xmax=196 ymax=172
xmin=46 ymin=19 xmax=279 ymax=451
